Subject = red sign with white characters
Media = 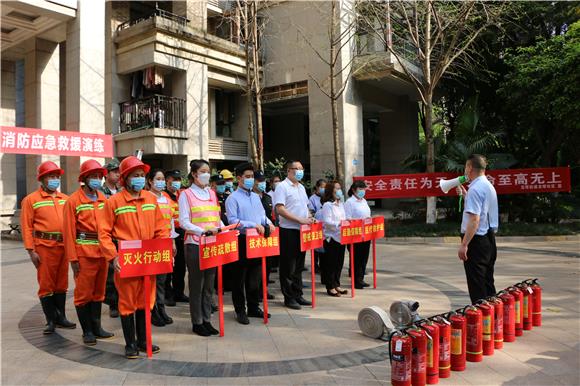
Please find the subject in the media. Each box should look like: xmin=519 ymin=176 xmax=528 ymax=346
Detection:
xmin=300 ymin=222 xmax=324 ymax=252
xmin=199 ymin=231 xmax=239 ymax=270
xmin=0 ymin=126 xmax=113 ymax=158
xmin=340 ymin=219 xmax=364 ymax=245
xmin=363 ymin=216 xmax=385 ymax=240
xmin=118 ymin=238 xmax=173 ymax=278
xmin=245 ymin=228 xmax=280 ymax=258
xmin=354 ymin=167 xmax=571 ymax=199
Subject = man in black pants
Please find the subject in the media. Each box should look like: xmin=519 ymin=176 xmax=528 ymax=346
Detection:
xmin=457 ymin=154 xmax=499 ymax=304
xmin=273 ymin=160 xmax=314 ymax=310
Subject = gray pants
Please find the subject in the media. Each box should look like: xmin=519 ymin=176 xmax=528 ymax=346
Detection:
xmin=185 ymin=243 xmax=216 ymax=325
xmin=155 ymin=273 xmax=166 ymax=305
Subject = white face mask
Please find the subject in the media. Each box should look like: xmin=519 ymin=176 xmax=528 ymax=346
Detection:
xmin=198 ymin=172 xmax=211 ymax=186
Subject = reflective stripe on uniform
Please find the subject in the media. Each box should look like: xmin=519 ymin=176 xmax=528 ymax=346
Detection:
xmin=58 ymin=199 xmax=66 ymax=205
xmin=189 ymin=216 xmax=221 ymax=223
xmin=190 ymin=205 xmax=221 ymax=213
xmin=114 ymin=205 xmax=137 ymax=215
xmin=32 ymin=200 xmax=54 ymax=209
xmin=75 ymin=239 xmax=99 ymax=245
xmin=97 ymin=203 xmax=105 ymax=209
xmin=141 ymin=204 xmax=156 ymax=211
xmin=76 ymin=204 xmax=95 ymax=214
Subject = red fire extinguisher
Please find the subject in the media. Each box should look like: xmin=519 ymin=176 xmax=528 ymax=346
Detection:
xmin=390 ymin=330 xmax=412 ymax=386
xmin=476 ymin=300 xmax=495 ymax=356
xmin=487 ymin=296 xmax=504 ymax=349
xmin=447 ymin=312 xmax=466 ymax=372
xmin=432 ymin=316 xmax=451 ymax=379
xmin=517 ymin=281 xmax=534 ymax=331
xmin=419 ymin=320 xmax=440 ymax=385
xmin=498 ymin=290 xmax=515 ymax=343
xmin=527 ymin=278 xmax=542 ymax=327
xmin=408 ymin=327 xmax=428 ymax=386
xmin=508 ymin=286 xmax=524 ymax=337
xmin=460 ymin=306 xmax=483 ymax=363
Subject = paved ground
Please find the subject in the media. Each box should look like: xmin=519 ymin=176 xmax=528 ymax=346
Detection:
xmin=1 ymin=237 xmax=578 ymax=385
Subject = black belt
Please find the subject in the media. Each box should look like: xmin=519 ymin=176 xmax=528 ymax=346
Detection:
xmin=33 ymin=230 xmax=63 ymax=242
xmin=76 ymin=230 xmax=99 ymax=241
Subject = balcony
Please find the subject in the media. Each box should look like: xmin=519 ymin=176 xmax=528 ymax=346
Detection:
xmin=209 ymin=137 xmax=248 ymax=161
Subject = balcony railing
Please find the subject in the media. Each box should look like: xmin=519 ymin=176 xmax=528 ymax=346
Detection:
xmin=119 ymin=95 xmax=186 ymax=133
xmin=116 ymin=7 xmax=189 ymax=32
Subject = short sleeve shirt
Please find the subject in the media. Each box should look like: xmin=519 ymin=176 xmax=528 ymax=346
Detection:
xmin=461 ymin=175 xmax=499 ymax=235
xmin=273 ymin=178 xmax=309 ymax=230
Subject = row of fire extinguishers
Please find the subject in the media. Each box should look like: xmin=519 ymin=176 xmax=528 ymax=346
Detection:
xmin=389 ymin=279 xmax=542 ymax=386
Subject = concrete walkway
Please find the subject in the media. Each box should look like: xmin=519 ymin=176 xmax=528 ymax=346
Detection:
xmin=1 ymin=238 xmax=578 ymax=385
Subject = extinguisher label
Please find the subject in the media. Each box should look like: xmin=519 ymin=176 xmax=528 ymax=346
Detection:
xmin=395 ymin=340 xmax=403 ymax=352
xmin=427 ymin=338 xmax=433 ymax=368
xmin=515 ymin=301 xmax=521 ymax=324
xmin=392 ymin=354 xmax=405 ymax=362
xmin=392 ymin=359 xmax=411 ymax=381
xmin=467 ymin=323 xmax=480 ymax=348
xmin=451 ymin=329 xmax=462 ymax=355
xmin=413 ymin=352 xmax=426 ymax=373
xmin=440 ymin=338 xmax=450 ymax=361
xmin=524 ymin=297 xmax=529 ymax=317
xmin=483 ymin=316 xmax=492 ymax=341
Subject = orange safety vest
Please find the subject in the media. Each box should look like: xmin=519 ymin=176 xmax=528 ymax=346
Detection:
xmin=182 ymin=187 xmax=221 ymax=244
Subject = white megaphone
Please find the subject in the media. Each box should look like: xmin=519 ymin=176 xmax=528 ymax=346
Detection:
xmin=440 ymin=175 xmax=468 ymax=194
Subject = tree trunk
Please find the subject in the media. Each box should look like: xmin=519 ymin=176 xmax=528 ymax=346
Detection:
xmin=330 ymin=1 xmax=344 ymax=186
xmin=244 ymin=2 xmax=259 ymax=168
xmin=425 ymin=96 xmax=437 ymax=224
xmin=252 ymin=2 xmax=264 ymax=170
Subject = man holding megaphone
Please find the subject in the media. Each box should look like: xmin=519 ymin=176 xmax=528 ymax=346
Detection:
xmin=456 ymin=154 xmax=499 ymax=304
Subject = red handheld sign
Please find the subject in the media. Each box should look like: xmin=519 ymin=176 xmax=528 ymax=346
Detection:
xmin=363 ymin=216 xmax=385 ymax=241
xmin=246 ymin=228 xmax=280 ymax=258
xmin=118 ymin=238 xmax=174 ymax=278
xmin=300 ymin=222 xmax=324 ymax=252
xmin=199 ymin=230 xmax=239 ymax=270
xmin=340 ymin=219 xmax=364 ymax=245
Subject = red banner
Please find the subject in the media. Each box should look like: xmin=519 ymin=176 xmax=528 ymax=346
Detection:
xmin=118 ymin=238 xmax=173 ymax=278
xmin=199 ymin=231 xmax=239 ymax=270
xmin=354 ymin=167 xmax=571 ymax=199
xmin=340 ymin=219 xmax=364 ymax=245
xmin=300 ymin=222 xmax=324 ymax=252
xmin=246 ymin=228 xmax=280 ymax=258
xmin=0 ymin=126 xmax=113 ymax=158
xmin=363 ymin=216 xmax=385 ymax=240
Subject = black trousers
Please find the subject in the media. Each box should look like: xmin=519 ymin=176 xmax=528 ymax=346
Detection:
xmin=229 ymin=235 xmax=261 ymax=313
xmin=171 ymin=233 xmax=186 ymax=297
xmin=348 ymin=241 xmax=371 ymax=285
xmin=104 ymin=262 xmax=118 ymax=309
xmin=279 ymin=228 xmax=305 ymax=301
xmin=463 ymin=231 xmax=497 ymax=304
xmin=321 ymin=239 xmax=346 ymax=290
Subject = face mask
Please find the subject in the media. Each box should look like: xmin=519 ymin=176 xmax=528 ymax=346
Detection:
xmin=216 ymin=185 xmax=226 ymax=194
xmin=243 ymin=178 xmax=255 ymax=190
xmin=46 ymin=178 xmax=60 ymax=191
xmin=356 ymin=189 xmax=366 ymax=199
xmin=171 ymin=181 xmax=181 ymax=191
xmin=295 ymin=170 xmax=304 ymax=181
xmin=198 ymin=172 xmax=210 ymax=186
xmin=130 ymin=177 xmax=146 ymax=192
xmin=318 ymin=188 xmax=325 ymax=195
xmin=258 ymin=181 xmax=267 ymax=192
xmin=225 ymin=181 xmax=234 ymax=189
xmin=88 ymin=178 xmax=101 ymax=190
xmin=336 ymin=189 xmax=344 ymax=201
xmin=154 ymin=180 xmax=166 ymax=191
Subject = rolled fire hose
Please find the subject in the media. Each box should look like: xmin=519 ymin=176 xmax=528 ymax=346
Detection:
xmin=358 ymin=306 xmax=394 ymax=339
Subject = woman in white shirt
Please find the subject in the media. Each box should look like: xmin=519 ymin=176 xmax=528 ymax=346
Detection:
xmin=320 ymin=181 xmax=348 ymax=297
xmin=345 ymin=181 xmax=372 ymax=289
xmin=308 ymin=179 xmax=326 ymax=274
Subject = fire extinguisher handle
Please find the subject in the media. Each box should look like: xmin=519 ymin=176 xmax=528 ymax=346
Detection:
xmin=387 ymin=330 xmax=398 ymax=364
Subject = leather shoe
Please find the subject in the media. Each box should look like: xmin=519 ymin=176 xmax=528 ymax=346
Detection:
xmin=284 ymin=299 xmax=301 ymax=310
xmin=192 ymin=324 xmax=211 ymax=337
xmin=327 ymin=289 xmax=340 ymax=297
xmin=174 ymin=294 xmax=190 ymax=303
xmin=248 ymin=308 xmax=271 ymax=319
xmin=109 ymin=306 xmax=119 ymax=318
xmin=203 ymin=321 xmax=219 ymax=335
xmin=362 ymin=281 xmax=370 ymax=288
xmin=235 ymin=311 xmax=250 ymax=325
xmin=296 ymin=297 xmax=312 ymax=306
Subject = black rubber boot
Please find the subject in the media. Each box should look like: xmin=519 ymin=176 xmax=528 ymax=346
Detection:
xmin=135 ymin=309 xmax=160 ymax=354
xmin=75 ymin=304 xmax=96 ymax=345
xmin=90 ymin=302 xmax=114 ymax=339
xmin=39 ymin=295 xmax=56 ymax=335
xmin=158 ymin=304 xmax=173 ymax=325
xmin=150 ymin=306 xmax=165 ymax=327
xmin=53 ymin=293 xmax=76 ymax=329
xmin=120 ymin=313 xmax=139 ymax=359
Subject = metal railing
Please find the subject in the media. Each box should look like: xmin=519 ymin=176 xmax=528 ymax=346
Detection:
xmin=119 ymin=95 xmax=186 ymax=133
xmin=116 ymin=7 xmax=189 ymax=32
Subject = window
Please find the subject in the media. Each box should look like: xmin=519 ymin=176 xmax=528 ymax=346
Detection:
xmin=215 ymin=90 xmax=235 ymax=137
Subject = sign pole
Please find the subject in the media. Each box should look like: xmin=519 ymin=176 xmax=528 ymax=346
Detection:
xmin=350 ymin=243 xmax=355 ymax=298
xmin=143 ymin=275 xmax=153 ymax=358
xmin=311 ymin=248 xmax=316 ymax=308
xmin=261 ymin=256 xmax=269 ymax=324
xmin=372 ymin=239 xmax=377 ymax=289
xmin=217 ymin=264 xmax=224 ymax=337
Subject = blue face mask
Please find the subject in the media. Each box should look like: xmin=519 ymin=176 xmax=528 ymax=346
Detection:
xmin=225 ymin=181 xmax=234 ymax=189
xmin=216 ymin=185 xmax=226 ymax=194
xmin=243 ymin=178 xmax=255 ymax=190
xmin=336 ymin=189 xmax=344 ymax=200
xmin=154 ymin=180 xmax=166 ymax=191
xmin=318 ymin=188 xmax=325 ymax=195
xmin=171 ymin=181 xmax=181 ymax=191
xmin=88 ymin=178 xmax=101 ymax=190
xmin=356 ymin=189 xmax=366 ymax=199
xmin=295 ymin=169 xmax=304 ymax=181
xmin=258 ymin=181 xmax=267 ymax=192
xmin=130 ymin=177 xmax=146 ymax=192
xmin=46 ymin=178 xmax=60 ymax=191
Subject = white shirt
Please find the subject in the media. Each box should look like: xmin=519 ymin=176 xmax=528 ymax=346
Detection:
xmin=461 ymin=175 xmax=499 ymax=235
xmin=321 ymin=201 xmax=346 ymax=243
xmin=344 ymin=196 xmax=371 ymax=219
xmin=179 ymin=184 xmax=224 ymax=244
xmin=152 ymin=191 xmax=179 ymax=238
xmin=273 ymin=178 xmax=309 ymax=230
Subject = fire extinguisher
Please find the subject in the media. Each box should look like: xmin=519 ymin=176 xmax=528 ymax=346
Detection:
xmin=487 ymin=296 xmax=504 ymax=349
xmin=389 ymin=330 xmax=412 ymax=386
xmin=408 ymin=326 xmax=428 ymax=386
xmin=527 ymin=278 xmax=542 ymax=326
xmin=516 ymin=281 xmax=534 ymax=331
xmin=419 ymin=320 xmax=440 ymax=385
xmin=507 ymin=286 xmax=524 ymax=337
xmin=460 ymin=306 xmax=483 ymax=363
xmin=431 ymin=315 xmax=451 ymax=379
xmin=476 ymin=300 xmax=495 ymax=356
xmin=498 ymin=290 xmax=515 ymax=343
xmin=447 ymin=311 xmax=466 ymax=372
